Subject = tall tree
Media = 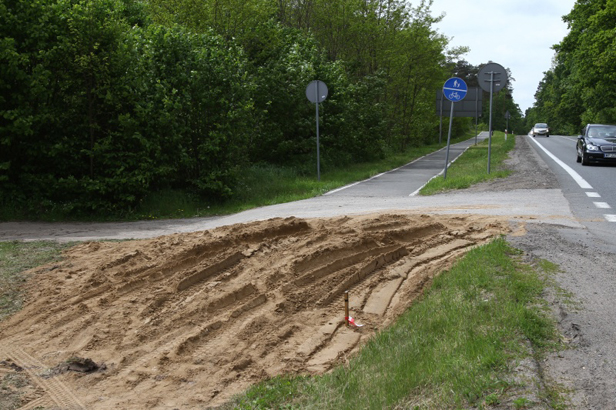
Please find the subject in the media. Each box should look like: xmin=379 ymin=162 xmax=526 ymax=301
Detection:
xmin=530 ymin=0 xmax=616 ymax=131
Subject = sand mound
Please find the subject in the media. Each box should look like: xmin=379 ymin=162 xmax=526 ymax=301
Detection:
xmin=0 ymin=212 xmax=510 ymax=409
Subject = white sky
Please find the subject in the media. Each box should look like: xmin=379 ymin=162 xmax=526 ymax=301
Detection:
xmin=429 ymin=0 xmax=577 ymax=114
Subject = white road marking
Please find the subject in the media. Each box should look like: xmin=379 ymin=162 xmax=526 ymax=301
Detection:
xmin=526 ymin=136 xmax=593 ymax=189
xmin=528 ymin=137 xmax=616 ymax=223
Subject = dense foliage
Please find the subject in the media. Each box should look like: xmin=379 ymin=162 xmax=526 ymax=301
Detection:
xmin=1 ymin=0 xmax=500 ymax=217
xmin=526 ymin=0 xmax=616 ymax=134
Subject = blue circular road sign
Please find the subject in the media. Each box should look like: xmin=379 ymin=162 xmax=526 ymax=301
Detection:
xmin=443 ymin=77 xmax=468 ymax=102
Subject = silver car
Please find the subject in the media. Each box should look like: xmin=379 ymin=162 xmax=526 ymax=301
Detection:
xmin=531 ymin=123 xmax=550 ymax=137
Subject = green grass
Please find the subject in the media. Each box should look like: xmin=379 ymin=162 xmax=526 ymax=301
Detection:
xmin=0 ymin=239 xmax=568 ymax=410
xmin=225 ymin=238 xmax=564 ymax=410
xmin=0 ymin=241 xmax=74 ymax=321
xmin=131 ymin=136 xmax=480 ymax=220
xmin=138 ymin=128 xmax=511 ymax=220
xmin=0 ymin=130 xmax=570 ymax=409
xmin=0 ymin=130 xmax=487 ymax=222
xmin=131 ymin=130 xmax=496 ymax=220
xmin=419 ymin=131 xmax=514 ymax=195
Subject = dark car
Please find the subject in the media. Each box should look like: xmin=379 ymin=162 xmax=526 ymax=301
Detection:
xmin=576 ymin=124 xmax=616 ymax=165
xmin=531 ymin=123 xmax=550 ymax=137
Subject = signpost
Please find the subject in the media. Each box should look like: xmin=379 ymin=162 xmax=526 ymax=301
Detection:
xmin=442 ymin=77 xmax=468 ymax=179
xmin=478 ymin=63 xmax=508 ymax=173
xmin=305 ymin=80 xmax=328 ymax=181
xmin=436 ymin=87 xmax=482 ymax=144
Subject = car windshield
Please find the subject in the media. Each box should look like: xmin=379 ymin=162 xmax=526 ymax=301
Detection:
xmin=588 ymin=125 xmax=616 ymax=138
xmin=534 ymin=123 xmax=548 ymax=128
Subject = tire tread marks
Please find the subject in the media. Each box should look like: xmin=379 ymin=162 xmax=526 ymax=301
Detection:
xmin=0 ymin=342 xmax=86 ymax=410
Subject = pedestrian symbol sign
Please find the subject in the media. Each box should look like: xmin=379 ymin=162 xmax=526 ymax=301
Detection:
xmin=443 ymin=77 xmax=468 ymax=102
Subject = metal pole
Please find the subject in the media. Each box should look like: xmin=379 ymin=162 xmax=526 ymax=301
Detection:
xmin=487 ymin=72 xmax=494 ymax=174
xmin=475 ymin=88 xmax=479 ymax=145
xmin=439 ymin=93 xmax=443 ymax=144
xmin=444 ymin=100 xmax=454 ymax=180
xmin=315 ymin=82 xmax=320 ymax=181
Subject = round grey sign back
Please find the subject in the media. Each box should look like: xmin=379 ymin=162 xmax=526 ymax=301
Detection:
xmin=306 ymin=80 xmax=328 ymax=103
xmin=478 ymin=63 xmax=507 ymax=93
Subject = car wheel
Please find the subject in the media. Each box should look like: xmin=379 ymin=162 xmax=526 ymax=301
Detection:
xmin=576 ymin=152 xmax=581 ymax=163
xmin=581 ymin=153 xmax=590 ymax=166
xmin=546 ymin=134 xmax=550 ymax=137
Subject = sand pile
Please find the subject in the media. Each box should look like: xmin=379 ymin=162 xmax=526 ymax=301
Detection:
xmin=0 ymin=212 xmax=510 ymax=409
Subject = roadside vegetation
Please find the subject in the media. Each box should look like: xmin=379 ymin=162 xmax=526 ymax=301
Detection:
xmin=420 ymin=130 xmax=514 ymax=195
xmin=225 ymin=238 xmax=565 ymax=409
xmin=0 ymin=132 xmax=568 ymax=409
xmin=0 ymin=239 xmax=568 ymax=410
xmin=0 ymin=0 xmax=523 ymax=222
xmin=526 ymin=0 xmax=616 ymax=133
xmin=0 ymin=130 xmax=483 ymax=222
xmin=129 ymin=130 xmax=485 ymax=220
xmin=0 ymin=241 xmax=74 ymax=322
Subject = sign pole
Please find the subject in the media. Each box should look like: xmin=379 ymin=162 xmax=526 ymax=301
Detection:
xmin=478 ymin=63 xmax=507 ymax=174
xmin=475 ymin=89 xmax=479 ymax=145
xmin=305 ymin=80 xmax=328 ymax=181
xmin=488 ymin=71 xmax=494 ymax=174
xmin=441 ymin=77 xmax=468 ymax=180
xmin=439 ymin=93 xmax=443 ymax=144
xmin=315 ymin=82 xmax=321 ymax=181
xmin=444 ymin=101 xmax=455 ymax=179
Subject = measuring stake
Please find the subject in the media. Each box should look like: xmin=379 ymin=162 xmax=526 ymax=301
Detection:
xmin=344 ymin=291 xmax=349 ymax=325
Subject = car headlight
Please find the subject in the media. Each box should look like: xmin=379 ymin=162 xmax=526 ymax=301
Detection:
xmin=586 ymin=144 xmax=600 ymax=151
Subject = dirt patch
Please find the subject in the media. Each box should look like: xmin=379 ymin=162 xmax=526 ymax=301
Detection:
xmin=0 ymin=212 xmax=510 ymax=409
xmin=464 ymin=134 xmax=560 ymax=192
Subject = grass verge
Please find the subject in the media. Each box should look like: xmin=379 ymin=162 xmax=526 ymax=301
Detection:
xmin=419 ymin=131 xmax=514 ymax=195
xmin=225 ymin=237 xmax=565 ymax=410
xmin=131 ymin=135 xmax=479 ymax=219
xmin=0 ymin=130 xmax=486 ymax=222
xmin=134 ymin=129 xmax=511 ymax=219
xmin=0 ymin=241 xmax=74 ymax=322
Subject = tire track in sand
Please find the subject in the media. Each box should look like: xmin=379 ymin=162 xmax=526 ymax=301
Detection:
xmin=0 ymin=341 xmax=86 ymax=410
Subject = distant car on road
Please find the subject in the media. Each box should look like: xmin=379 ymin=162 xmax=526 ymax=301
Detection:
xmin=576 ymin=124 xmax=616 ymax=166
xmin=531 ymin=123 xmax=550 ymax=137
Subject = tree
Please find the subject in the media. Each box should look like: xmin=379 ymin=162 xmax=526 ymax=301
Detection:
xmin=530 ymin=0 xmax=616 ymax=132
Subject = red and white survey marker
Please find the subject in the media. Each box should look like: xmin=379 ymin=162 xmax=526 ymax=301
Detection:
xmin=345 ymin=316 xmax=363 ymax=327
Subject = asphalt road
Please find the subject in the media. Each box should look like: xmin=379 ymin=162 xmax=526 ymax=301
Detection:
xmin=526 ymin=134 xmax=616 ymax=243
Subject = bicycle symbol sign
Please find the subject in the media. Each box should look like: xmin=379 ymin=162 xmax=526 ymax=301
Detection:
xmin=443 ymin=77 xmax=467 ymax=102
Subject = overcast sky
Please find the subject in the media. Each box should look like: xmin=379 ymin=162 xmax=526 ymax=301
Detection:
xmin=430 ymin=0 xmax=577 ymax=114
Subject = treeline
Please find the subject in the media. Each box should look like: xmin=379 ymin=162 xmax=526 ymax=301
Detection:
xmin=1 ymin=0 xmax=469 ymax=216
xmin=526 ymin=0 xmax=615 ymax=134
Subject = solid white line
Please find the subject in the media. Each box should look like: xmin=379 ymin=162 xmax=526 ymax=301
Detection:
xmin=586 ymin=192 xmax=601 ymax=198
xmin=594 ymin=202 xmax=611 ymax=209
xmin=526 ymin=136 xmax=593 ymax=189
xmin=605 ymin=215 xmax=616 ymax=222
